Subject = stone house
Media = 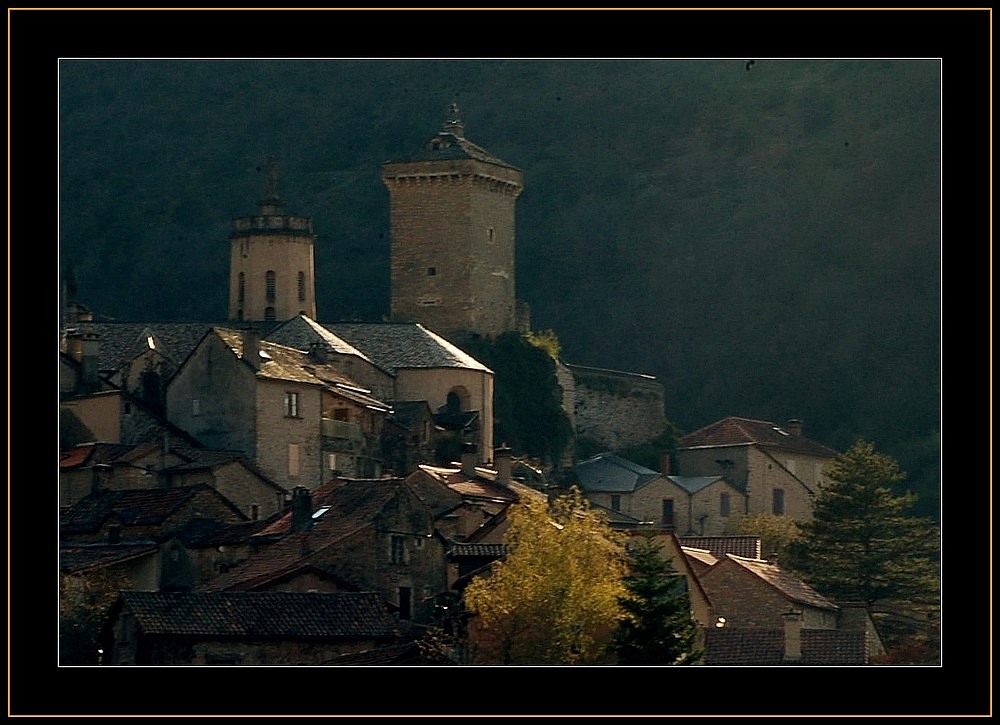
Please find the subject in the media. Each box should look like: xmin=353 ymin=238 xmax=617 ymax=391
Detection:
xmin=574 ymin=452 xmax=747 ymax=535
xmin=675 ymin=416 xmax=840 ymax=524
xmin=202 ymin=478 xmax=448 ymax=628
xmin=101 ymin=590 xmax=401 ymax=665
xmin=165 ymin=326 xmax=393 ymax=489
xmin=60 ymin=441 xmax=287 ymax=520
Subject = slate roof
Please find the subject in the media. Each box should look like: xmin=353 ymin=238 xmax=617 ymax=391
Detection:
xmin=665 ymin=474 xmax=729 ymax=494
xmin=213 ymin=328 xmax=391 ymax=411
xmin=386 ymin=124 xmax=519 ymax=170
xmin=116 ymin=591 xmax=398 ymax=639
xmin=703 ymin=627 xmax=869 ymax=666
xmin=719 ymin=554 xmax=840 ymax=613
xmin=60 ymin=542 xmax=160 ymax=574
xmin=680 ymin=546 xmax=719 ymax=568
xmin=678 ymin=536 xmax=762 ymax=560
xmin=574 ymin=453 xmax=662 ymax=494
xmin=416 ymin=464 xmax=521 ymax=505
xmin=60 ymin=484 xmax=247 ymax=535
xmin=678 ymin=416 xmax=839 ymax=458
xmin=264 ymin=315 xmax=375 ymax=365
xmin=324 ymin=322 xmax=492 ymax=375
xmin=66 ymin=322 xmax=222 ymax=373
xmin=208 ymin=478 xmax=417 ymax=592
xmin=447 ymin=542 xmax=509 ymax=559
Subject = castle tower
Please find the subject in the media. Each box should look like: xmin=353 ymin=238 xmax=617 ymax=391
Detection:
xmin=228 ymin=157 xmax=317 ymax=322
xmin=382 ymin=105 xmax=523 ymax=340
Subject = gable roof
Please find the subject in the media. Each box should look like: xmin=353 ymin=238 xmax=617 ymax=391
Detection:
xmin=387 ymin=125 xmax=520 ymax=170
xmin=574 ymin=453 xmax=663 ymax=494
xmin=65 ymin=322 xmax=224 ymax=375
xmin=678 ymin=535 xmax=762 ymax=560
xmin=678 ymin=416 xmax=839 ymax=458
xmin=264 ymin=314 xmax=376 ymax=365
xmin=324 ymin=322 xmax=492 ymax=375
xmin=713 ymin=554 xmax=840 ymax=613
xmin=666 ymin=474 xmax=731 ymax=495
xmin=703 ymin=627 xmax=869 ymax=666
xmin=115 ymin=591 xmax=398 ymax=639
xmin=60 ymin=542 xmax=160 ymax=574
xmin=212 ymin=327 xmax=391 ymax=411
xmin=60 ymin=484 xmax=248 ymax=535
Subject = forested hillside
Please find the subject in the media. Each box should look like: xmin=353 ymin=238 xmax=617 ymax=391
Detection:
xmin=58 ymin=59 xmax=942 ymax=517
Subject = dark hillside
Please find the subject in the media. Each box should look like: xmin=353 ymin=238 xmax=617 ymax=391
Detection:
xmin=58 ymin=59 xmax=943 ymax=517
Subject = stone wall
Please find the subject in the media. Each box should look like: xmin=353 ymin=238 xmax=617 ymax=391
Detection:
xmin=567 ymin=364 xmax=667 ymax=450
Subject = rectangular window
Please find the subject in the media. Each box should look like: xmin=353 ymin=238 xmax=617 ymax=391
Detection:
xmin=288 ymin=443 xmax=300 ymax=478
xmin=327 ymin=453 xmax=338 ymax=471
xmin=333 ymin=408 xmax=349 ymax=422
xmin=610 ymin=495 xmax=621 ymax=512
xmin=398 ymin=587 xmax=412 ymax=621
xmin=773 ymin=488 xmax=785 ymax=515
xmin=391 ymin=535 xmax=406 ymax=564
xmin=662 ymin=499 xmax=674 ymax=528
xmin=283 ymin=391 xmax=300 ymax=418
xmin=191 ymin=398 xmax=200 ymax=416
xmin=720 ymin=492 xmax=731 ymax=517
xmin=427 ymin=267 xmax=437 ymax=276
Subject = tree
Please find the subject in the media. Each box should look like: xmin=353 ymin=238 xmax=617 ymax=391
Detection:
xmin=613 ymin=535 xmax=703 ymax=665
xmin=738 ymin=512 xmax=802 ymax=564
xmin=784 ymin=439 xmax=940 ymax=659
xmin=60 ymin=569 xmax=132 ymax=665
xmin=462 ymin=487 xmax=627 ymax=664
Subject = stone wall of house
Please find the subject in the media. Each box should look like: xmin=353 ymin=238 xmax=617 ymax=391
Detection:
xmin=254 ymin=381 xmax=325 ymax=490
xmin=569 ymin=366 xmax=667 ymax=450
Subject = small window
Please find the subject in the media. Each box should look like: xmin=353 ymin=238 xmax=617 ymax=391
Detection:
xmin=265 ymin=270 xmax=276 ymax=302
xmin=398 ymin=587 xmax=412 ymax=621
xmin=772 ymin=488 xmax=785 ymax=515
xmin=250 ymin=504 xmax=259 ymax=521
xmin=191 ymin=398 xmax=200 ymax=416
xmin=327 ymin=453 xmax=338 ymax=471
xmin=288 ymin=443 xmax=300 ymax=478
xmin=297 ymin=271 xmax=306 ymax=301
xmin=264 ymin=306 xmax=276 ymax=321
xmin=720 ymin=492 xmax=731 ymax=517
xmin=487 ymin=226 xmax=495 ymax=242
xmin=391 ymin=535 xmax=406 ymax=564
xmin=238 ymin=272 xmax=245 ymax=304
xmin=284 ymin=392 xmax=300 ymax=418
xmin=427 ymin=267 xmax=437 ymax=276
xmin=662 ymin=499 xmax=674 ymax=529
xmin=610 ymin=495 xmax=621 ymax=512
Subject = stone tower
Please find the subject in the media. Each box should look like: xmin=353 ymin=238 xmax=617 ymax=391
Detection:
xmin=228 ymin=157 xmax=317 ymax=322
xmin=382 ymin=105 xmax=524 ymax=340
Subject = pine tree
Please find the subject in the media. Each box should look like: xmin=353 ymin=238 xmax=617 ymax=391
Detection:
xmin=613 ymin=535 xmax=703 ymax=665
xmin=784 ymin=439 xmax=940 ymax=660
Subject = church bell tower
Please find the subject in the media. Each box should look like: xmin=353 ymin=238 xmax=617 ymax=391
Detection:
xmin=228 ymin=157 xmax=317 ymax=322
xmin=382 ymin=105 xmax=524 ymax=339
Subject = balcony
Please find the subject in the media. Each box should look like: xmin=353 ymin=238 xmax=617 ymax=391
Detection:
xmin=322 ymin=418 xmax=363 ymax=451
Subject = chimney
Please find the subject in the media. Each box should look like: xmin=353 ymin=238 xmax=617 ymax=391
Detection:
xmin=785 ymin=419 xmax=803 ymax=436
xmin=460 ymin=442 xmax=478 ymax=478
xmin=782 ymin=610 xmax=803 ymax=662
xmin=242 ymin=327 xmax=260 ymax=371
xmin=290 ymin=486 xmax=313 ymax=532
xmin=660 ymin=452 xmax=672 ymax=476
xmin=495 ymin=445 xmax=513 ymax=486
xmin=79 ymin=332 xmax=101 ymax=393
xmin=308 ymin=340 xmax=331 ymax=364
xmin=91 ymin=463 xmax=112 ymax=494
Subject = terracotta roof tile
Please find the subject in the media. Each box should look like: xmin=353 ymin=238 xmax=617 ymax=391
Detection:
xmin=678 ymin=416 xmax=839 ymax=458
xmin=703 ymin=627 xmax=868 ymax=665
xmin=678 ymin=536 xmax=762 ymax=560
xmin=725 ymin=554 xmax=840 ymax=612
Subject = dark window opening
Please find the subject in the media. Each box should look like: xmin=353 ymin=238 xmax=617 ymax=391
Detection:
xmin=297 ymin=271 xmax=306 ymax=301
xmin=772 ymin=488 xmax=785 ymax=515
xmin=662 ymin=499 xmax=675 ymax=529
xmin=427 ymin=267 xmax=437 ymax=276
xmin=399 ymin=587 xmax=412 ymax=621
xmin=265 ymin=271 xmax=276 ymax=302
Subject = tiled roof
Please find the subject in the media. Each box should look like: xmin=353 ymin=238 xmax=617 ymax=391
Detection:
xmin=387 ymin=129 xmax=519 ymax=169
xmin=265 ymin=315 xmax=375 ymax=364
xmin=60 ymin=442 xmax=135 ymax=469
xmin=417 ymin=464 xmax=519 ymax=504
xmin=118 ymin=591 xmax=398 ymax=639
xmin=678 ymin=536 xmax=762 ymax=560
xmin=703 ymin=627 xmax=868 ymax=666
xmin=448 ymin=542 xmax=508 ymax=559
xmin=213 ymin=478 xmax=414 ymax=591
xmin=324 ymin=323 xmax=492 ymax=375
xmin=67 ymin=322 xmax=221 ymax=373
xmin=724 ymin=554 xmax=840 ymax=612
xmin=60 ymin=542 xmax=159 ymax=574
xmin=213 ymin=328 xmax=391 ymax=411
xmin=666 ymin=475 xmax=728 ymax=494
xmin=678 ymin=416 xmax=839 ymax=458
xmin=681 ymin=546 xmax=719 ymax=567
xmin=575 ymin=453 xmax=662 ymax=494
xmin=324 ymin=642 xmax=423 ymax=665
xmin=60 ymin=484 xmax=246 ymax=534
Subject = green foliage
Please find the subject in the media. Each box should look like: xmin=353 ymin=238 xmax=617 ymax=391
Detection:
xmin=613 ymin=535 xmax=703 ymax=665
xmin=60 ymin=570 xmax=132 ymax=665
xmin=737 ymin=513 xmax=803 ymax=562
xmin=462 ymin=487 xmax=627 ymax=665
xmin=462 ymin=332 xmax=574 ymax=466
xmin=784 ymin=439 xmax=940 ymax=660
xmin=524 ymin=328 xmax=562 ymax=360
xmin=617 ymin=426 xmax=680 ymax=473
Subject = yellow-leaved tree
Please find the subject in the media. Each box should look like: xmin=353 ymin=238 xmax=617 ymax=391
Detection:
xmin=462 ymin=486 xmax=628 ymax=665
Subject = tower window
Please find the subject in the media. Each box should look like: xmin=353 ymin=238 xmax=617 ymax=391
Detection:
xmin=265 ymin=307 xmax=276 ymax=321
xmin=487 ymin=226 xmax=495 ymax=242
xmin=427 ymin=267 xmax=437 ymax=276
xmin=265 ymin=270 xmax=276 ymax=303
xmin=297 ymin=271 xmax=305 ymax=301
xmin=238 ymin=272 xmax=245 ymax=304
